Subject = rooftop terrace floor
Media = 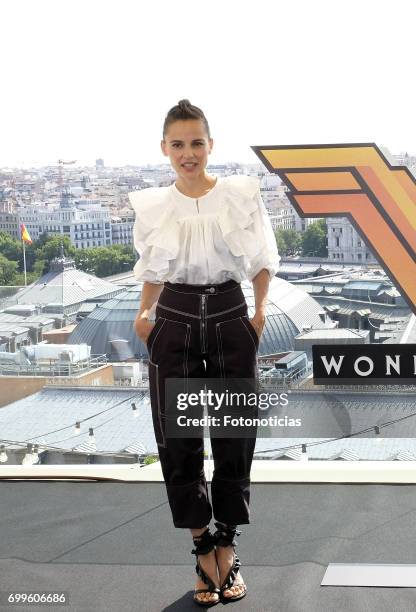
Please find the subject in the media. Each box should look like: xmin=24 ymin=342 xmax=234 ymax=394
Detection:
xmin=1 ymin=481 xmax=416 ymax=611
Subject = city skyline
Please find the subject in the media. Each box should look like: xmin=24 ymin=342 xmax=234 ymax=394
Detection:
xmin=2 ymin=0 xmax=415 ymax=167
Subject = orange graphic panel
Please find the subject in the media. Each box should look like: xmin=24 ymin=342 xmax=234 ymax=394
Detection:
xmin=251 ymin=143 xmax=416 ymax=314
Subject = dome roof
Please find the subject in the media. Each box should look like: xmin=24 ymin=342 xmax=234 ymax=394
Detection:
xmin=9 ymin=257 xmax=122 ymax=314
xmin=68 ymin=277 xmax=328 ymax=361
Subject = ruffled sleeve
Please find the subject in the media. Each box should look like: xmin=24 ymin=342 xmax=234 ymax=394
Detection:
xmin=128 ymin=187 xmax=179 ymax=283
xmin=217 ymin=175 xmax=281 ymax=281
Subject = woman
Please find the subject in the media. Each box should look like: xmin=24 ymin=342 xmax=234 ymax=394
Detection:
xmin=130 ymin=99 xmax=280 ymax=606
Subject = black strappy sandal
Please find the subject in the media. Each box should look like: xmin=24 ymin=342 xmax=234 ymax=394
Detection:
xmin=213 ymin=522 xmax=247 ymax=603
xmin=191 ymin=528 xmax=221 ymax=607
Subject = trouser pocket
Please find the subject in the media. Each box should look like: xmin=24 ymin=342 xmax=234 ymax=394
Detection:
xmin=240 ymin=315 xmax=260 ymax=349
xmin=148 ymin=317 xmax=191 ymax=447
xmin=216 ymin=316 xmax=259 ymax=379
xmin=146 ymin=316 xmax=166 ymax=359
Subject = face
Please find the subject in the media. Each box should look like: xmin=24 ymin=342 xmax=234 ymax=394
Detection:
xmin=161 ymin=119 xmax=213 ymax=179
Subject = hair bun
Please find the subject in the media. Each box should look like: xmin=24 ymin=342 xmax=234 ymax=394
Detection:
xmin=163 ymin=99 xmax=210 ymax=139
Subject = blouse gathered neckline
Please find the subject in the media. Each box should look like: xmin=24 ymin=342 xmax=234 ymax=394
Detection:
xmin=171 ymin=176 xmax=220 ymax=201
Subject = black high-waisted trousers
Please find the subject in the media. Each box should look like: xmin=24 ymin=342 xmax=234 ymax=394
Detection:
xmin=146 ymin=278 xmax=259 ymax=528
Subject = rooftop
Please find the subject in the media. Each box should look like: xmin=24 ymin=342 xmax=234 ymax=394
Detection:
xmin=2 ymin=386 xmax=416 ymax=461
xmin=2 ymin=257 xmax=123 ymax=313
xmin=0 ymin=479 xmax=414 ymax=611
xmin=295 ymin=328 xmax=368 ymax=340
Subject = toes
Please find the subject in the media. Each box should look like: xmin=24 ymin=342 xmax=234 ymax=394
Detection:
xmin=223 ymin=583 xmax=245 ymax=598
xmin=196 ymin=592 xmax=219 ymax=603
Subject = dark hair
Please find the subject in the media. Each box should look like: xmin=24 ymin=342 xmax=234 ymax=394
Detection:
xmin=162 ymin=99 xmax=211 ymax=140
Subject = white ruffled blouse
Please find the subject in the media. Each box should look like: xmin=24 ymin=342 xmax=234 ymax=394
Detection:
xmin=128 ymin=174 xmax=281 ymax=285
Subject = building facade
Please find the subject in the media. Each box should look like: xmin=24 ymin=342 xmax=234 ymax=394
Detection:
xmin=326 ymin=217 xmax=378 ymax=263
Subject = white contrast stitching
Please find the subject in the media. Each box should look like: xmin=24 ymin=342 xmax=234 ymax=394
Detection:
xmin=183 ymin=322 xmax=191 ymax=381
xmin=206 ymin=302 xmax=246 ymax=318
xmin=148 ymin=318 xmax=166 ymax=363
xmin=158 ymin=300 xmax=246 ymax=319
xmin=148 ymin=360 xmax=166 ymax=448
xmin=158 ymin=303 xmax=200 ymax=318
xmin=216 ymin=322 xmax=225 ymax=379
xmin=240 ymin=316 xmax=259 ymax=351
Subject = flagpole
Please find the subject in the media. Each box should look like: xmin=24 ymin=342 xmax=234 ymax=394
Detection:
xmin=22 ymin=237 xmax=27 ymax=286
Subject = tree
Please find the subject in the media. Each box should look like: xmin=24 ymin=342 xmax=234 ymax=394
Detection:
xmin=0 ymin=229 xmax=137 ymax=285
xmin=0 ymin=232 xmax=21 ymax=264
xmin=275 ymin=230 xmax=286 ymax=254
xmin=275 ymin=229 xmax=302 ymax=256
xmin=12 ymin=259 xmax=46 ymax=286
xmin=282 ymin=229 xmax=302 ymax=255
xmin=74 ymin=245 xmax=135 ymax=277
xmin=0 ymin=253 xmax=18 ymax=285
xmin=143 ymin=455 xmax=159 ymax=465
xmin=35 ymin=235 xmax=76 ymax=272
xmin=301 ymin=219 xmax=328 ymax=257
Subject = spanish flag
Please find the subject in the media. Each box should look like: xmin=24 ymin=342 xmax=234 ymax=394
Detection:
xmin=20 ymin=223 xmax=32 ymax=244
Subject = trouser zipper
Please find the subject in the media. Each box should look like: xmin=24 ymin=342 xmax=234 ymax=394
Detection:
xmin=200 ymin=294 xmax=207 ymax=353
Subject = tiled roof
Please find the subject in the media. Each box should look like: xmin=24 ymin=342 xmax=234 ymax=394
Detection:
xmin=7 ymin=261 xmax=123 ymax=309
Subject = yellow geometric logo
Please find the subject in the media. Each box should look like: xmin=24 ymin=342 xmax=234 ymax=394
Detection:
xmin=251 ymin=143 xmax=416 ymax=314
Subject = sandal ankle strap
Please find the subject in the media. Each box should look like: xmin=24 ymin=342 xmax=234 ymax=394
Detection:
xmin=213 ymin=522 xmax=242 ymax=548
xmin=191 ymin=527 xmax=216 ymax=556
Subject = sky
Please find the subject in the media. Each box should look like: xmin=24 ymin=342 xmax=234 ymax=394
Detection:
xmin=1 ymin=0 xmax=415 ymax=168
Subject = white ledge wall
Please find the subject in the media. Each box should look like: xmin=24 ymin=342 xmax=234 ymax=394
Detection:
xmin=2 ymin=461 xmax=416 ymax=483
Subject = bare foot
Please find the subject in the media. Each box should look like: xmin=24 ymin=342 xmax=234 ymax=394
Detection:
xmin=216 ymin=545 xmax=246 ymax=599
xmin=194 ymin=548 xmax=220 ymax=605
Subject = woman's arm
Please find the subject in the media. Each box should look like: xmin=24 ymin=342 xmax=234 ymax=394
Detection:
xmin=246 ymin=188 xmax=280 ymax=338
xmin=250 ymin=268 xmax=270 ymax=338
xmin=134 ymin=281 xmax=164 ymax=342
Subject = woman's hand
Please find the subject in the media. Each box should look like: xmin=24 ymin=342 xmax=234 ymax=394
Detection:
xmin=135 ymin=317 xmax=155 ymax=344
xmin=134 ymin=282 xmax=164 ymax=344
xmin=249 ymin=312 xmax=266 ymax=339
